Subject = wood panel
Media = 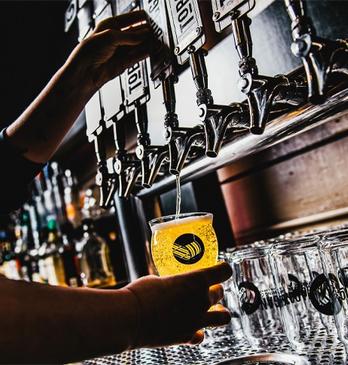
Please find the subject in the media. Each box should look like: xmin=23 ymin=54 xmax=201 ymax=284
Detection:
xmin=218 ymin=113 xmax=348 ymax=243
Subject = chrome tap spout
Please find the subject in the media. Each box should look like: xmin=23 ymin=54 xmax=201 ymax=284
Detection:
xmin=232 ymin=15 xmax=306 ymax=134
xmin=167 ymin=125 xmax=205 ymax=175
xmin=284 ymin=0 xmax=348 ymax=103
xmin=200 ymin=103 xmax=249 ymax=157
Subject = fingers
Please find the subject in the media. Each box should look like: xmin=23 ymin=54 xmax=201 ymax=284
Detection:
xmin=201 ymin=306 xmax=231 ymax=328
xmin=208 ymin=284 xmax=224 ymax=306
xmin=188 ymin=330 xmax=205 ymax=345
xmin=107 ymin=42 xmax=149 ymax=78
xmin=100 ymin=28 xmax=151 ymax=47
xmin=195 ymin=262 xmax=232 ymax=287
xmin=95 ymin=10 xmax=149 ymax=32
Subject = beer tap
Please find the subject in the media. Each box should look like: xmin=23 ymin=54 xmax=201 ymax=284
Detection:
xmin=111 ymin=120 xmax=140 ymax=198
xmin=88 ymin=89 xmax=118 ymax=209
xmin=164 ymin=0 xmax=248 ymax=159
xmin=94 ymin=130 xmax=117 ymax=209
xmin=134 ymin=100 xmax=169 ymax=188
xmin=188 ymin=47 xmax=248 ymax=157
xmin=230 ymin=13 xmax=302 ymax=134
xmin=284 ymin=0 xmax=348 ymax=103
xmin=162 ymin=73 xmax=205 ymax=176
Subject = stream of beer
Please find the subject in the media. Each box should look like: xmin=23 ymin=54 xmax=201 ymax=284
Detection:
xmin=175 ymin=174 xmax=181 ymax=218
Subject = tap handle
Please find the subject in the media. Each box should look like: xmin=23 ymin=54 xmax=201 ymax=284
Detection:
xmin=231 ymin=15 xmax=253 ymax=61
xmin=147 ymin=148 xmax=169 ymax=187
xmin=124 ymin=166 xmax=141 ymax=198
xmin=231 ymin=15 xmax=257 ymax=76
xmin=93 ymin=136 xmax=107 ymax=164
xmin=188 ymin=49 xmax=213 ymax=106
xmin=284 ymin=0 xmax=313 ymax=38
xmin=189 ymin=48 xmax=208 ymax=91
xmin=135 ymin=104 xmax=150 ymax=144
xmin=135 ymin=145 xmax=151 ymax=188
xmin=112 ymin=120 xmax=126 ymax=152
xmin=162 ymin=75 xmax=179 ymax=131
xmin=114 ymin=157 xmax=127 ymax=198
xmin=162 ymin=75 xmax=177 ymax=115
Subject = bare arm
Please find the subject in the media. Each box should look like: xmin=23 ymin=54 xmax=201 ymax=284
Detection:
xmin=0 ymin=277 xmax=137 ymax=363
xmin=6 ymin=10 xmax=152 ymax=164
xmin=0 ymin=263 xmax=231 ymax=364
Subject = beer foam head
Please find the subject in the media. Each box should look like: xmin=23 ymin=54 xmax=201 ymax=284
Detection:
xmin=149 ymin=212 xmax=212 ymax=232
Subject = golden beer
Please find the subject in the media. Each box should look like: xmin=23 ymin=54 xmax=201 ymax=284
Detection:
xmin=149 ymin=212 xmax=218 ymax=276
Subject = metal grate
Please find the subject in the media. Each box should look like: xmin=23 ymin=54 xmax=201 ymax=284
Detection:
xmin=84 ymin=325 xmax=347 ymax=365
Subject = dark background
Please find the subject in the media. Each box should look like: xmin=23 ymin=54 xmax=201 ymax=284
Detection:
xmin=0 ymin=1 xmax=72 ymax=129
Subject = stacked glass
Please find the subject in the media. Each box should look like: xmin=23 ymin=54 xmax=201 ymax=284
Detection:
xmin=220 ymin=232 xmax=347 ymax=354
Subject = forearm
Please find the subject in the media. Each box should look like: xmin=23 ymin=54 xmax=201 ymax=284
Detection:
xmin=0 ymin=277 xmax=137 ymax=364
xmin=6 ymin=60 xmax=95 ymax=164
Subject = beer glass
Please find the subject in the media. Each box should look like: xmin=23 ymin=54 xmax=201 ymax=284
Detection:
xmin=271 ymin=236 xmax=336 ymax=350
xmin=318 ymin=229 xmax=348 ymax=355
xmin=230 ymin=246 xmax=300 ymax=350
xmin=149 ymin=212 xmax=218 ymax=276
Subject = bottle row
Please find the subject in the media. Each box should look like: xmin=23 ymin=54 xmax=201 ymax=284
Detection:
xmin=0 ymin=162 xmax=118 ymax=289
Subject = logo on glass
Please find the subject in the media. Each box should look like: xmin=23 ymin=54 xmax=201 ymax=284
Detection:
xmin=172 ymin=233 xmax=204 ymax=264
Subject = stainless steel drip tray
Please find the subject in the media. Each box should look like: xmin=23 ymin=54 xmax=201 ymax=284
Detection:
xmin=214 ymin=353 xmax=309 ymax=365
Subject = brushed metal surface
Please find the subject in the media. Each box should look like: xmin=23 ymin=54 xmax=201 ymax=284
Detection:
xmin=214 ymin=353 xmax=310 ymax=365
xmin=138 ymin=86 xmax=348 ymax=197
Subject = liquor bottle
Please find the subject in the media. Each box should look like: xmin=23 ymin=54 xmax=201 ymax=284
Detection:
xmin=41 ymin=218 xmax=66 ymax=286
xmin=37 ymin=226 xmax=49 ymax=284
xmin=14 ymin=207 xmax=33 ymax=281
xmin=41 ymin=166 xmax=57 ymax=223
xmin=50 ymin=162 xmax=68 ymax=227
xmin=27 ymin=201 xmax=46 ymax=283
xmin=63 ymin=169 xmax=82 ymax=228
xmin=78 ymin=218 xmax=117 ymax=288
xmin=32 ymin=174 xmax=48 ymax=233
xmin=0 ymin=229 xmax=20 ymax=280
xmin=60 ymin=222 xmax=82 ymax=287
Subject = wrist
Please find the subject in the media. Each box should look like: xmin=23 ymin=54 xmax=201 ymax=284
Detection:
xmin=119 ymin=288 xmax=141 ymax=350
xmin=58 ymin=55 xmax=98 ymax=101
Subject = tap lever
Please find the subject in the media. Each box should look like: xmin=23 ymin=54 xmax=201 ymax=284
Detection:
xmin=135 ymin=144 xmax=169 ymax=188
xmin=284 ymin=0 xmax=313 ymax=38
xmin=135 ymin=144 xmax=151 ymax=187
xmin=114 ymin=153 xmax=141 ymax=198
xmin=93 ymin=137 xmax=117 ymax=208
xmin=124 ymin=165 xmax=142 ymax=198
xmin=95 ymin=161 xmax=117 ymax=209
xmin=111 ymin=120 xmax=126 ymax=153
xmin=134 ymin=103 xmax=150 ymax=145
xmin=231 ymin=15 xmax=254 ymax=66
xmin=163 ymin=75 xmax=178 ymax=118
xmin=188 ymin=48 xmax=213 ymax=106
xmin=284 ymin=0 xmax=348 ymax=103
xmin=147 ymin=147 xmax=169 ymax=187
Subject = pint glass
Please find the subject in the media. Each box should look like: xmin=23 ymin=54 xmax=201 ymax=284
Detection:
xmin=149 ymin=212 xmax=218 ymax=276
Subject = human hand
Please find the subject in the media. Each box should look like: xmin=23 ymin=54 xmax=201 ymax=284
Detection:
xmin=124 ymin=262 xmax=232 ymax=349
xmin=66 ymin=10 xmax=154 ymax=92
